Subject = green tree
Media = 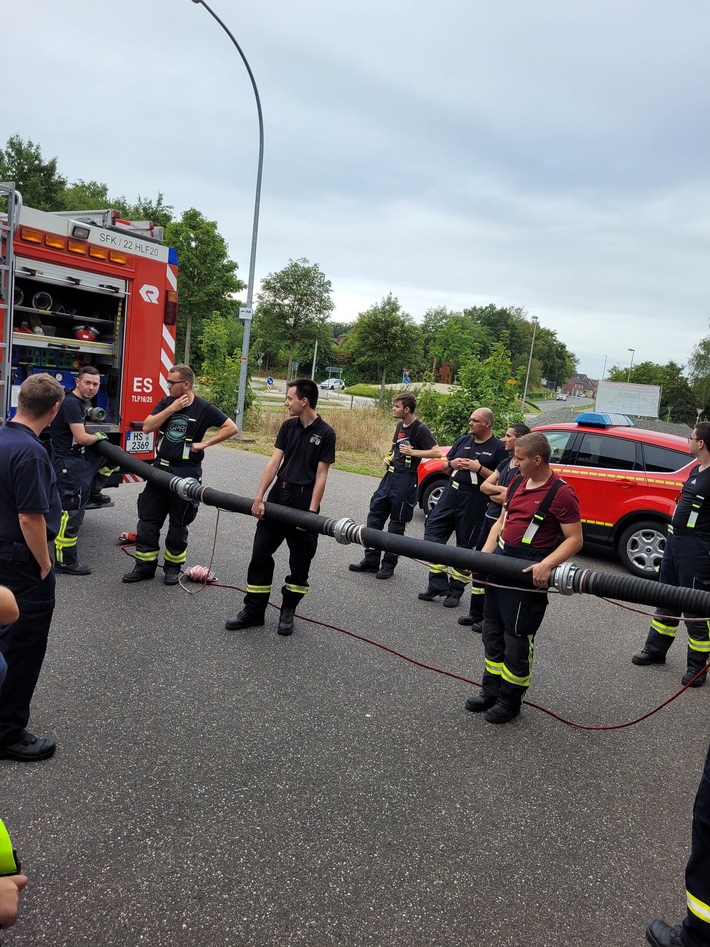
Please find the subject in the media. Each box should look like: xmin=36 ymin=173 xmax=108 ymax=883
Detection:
xmin=59 ymin=178 xmax=113 ymax=210
xmin=0 ymin=134 xmax=66 ymax=210
xmin=534 ymin=325 xmax=577 ymax=390
xmin=427 ymin=312 xmax=487 ymax=380
xmin=431 ymin=341 xmax=522 ymax=443
xmin=164 ymin=209 xmax=243 ymax=366
xmin=688 ymin=332 xmax=710 ymax=416
xmin=255 ymin=258 xmax=334 ymax=379
xmin=341 ymin=294 xmax=423 ymax=398
xmin=606 ymin=360 xmax=697 ymax=425
xmin=199 ymin=311 xmax=251 ymax=417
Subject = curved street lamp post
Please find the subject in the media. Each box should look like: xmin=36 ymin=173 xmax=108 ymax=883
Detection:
xmin=191 ymin=0 xmax=264 ymax=438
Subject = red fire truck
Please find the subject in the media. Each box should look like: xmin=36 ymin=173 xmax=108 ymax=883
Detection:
xmin=0 ymin=184 xmax=178 ymax=483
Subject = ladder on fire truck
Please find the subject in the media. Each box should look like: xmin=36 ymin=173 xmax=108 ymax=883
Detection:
xmin=0 ymin=183 xmax=20 ymax=424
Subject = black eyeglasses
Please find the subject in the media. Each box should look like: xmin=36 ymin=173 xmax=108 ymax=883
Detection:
xmin=167 ymin=380 xmax=185 ymax=386
xmin=689 ymin=436 xmax=701 ymax=442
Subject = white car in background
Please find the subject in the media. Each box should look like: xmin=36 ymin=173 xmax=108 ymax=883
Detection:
xmin=556 ymin=392 xmax=568 ymax=401
xmin=320 ymin=378 xmax=345 ymax=390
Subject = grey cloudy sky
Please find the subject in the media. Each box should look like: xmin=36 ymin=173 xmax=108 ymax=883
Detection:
xmin=6 ymin=0 xmax=710 ymax=379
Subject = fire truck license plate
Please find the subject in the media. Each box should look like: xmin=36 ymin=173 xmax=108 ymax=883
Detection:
xmin=126 ymin=431 xmax=155 ymax=454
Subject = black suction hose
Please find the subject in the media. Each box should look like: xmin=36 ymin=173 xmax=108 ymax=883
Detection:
xmin=94 ymin=441 xmax=710 ymax=615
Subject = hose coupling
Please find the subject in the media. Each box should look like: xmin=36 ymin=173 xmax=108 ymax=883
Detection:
xmin=550 ymin=561 xmax=579 ymax=596
xmin=331 ymin=517 xmax=361 ymax=545
xmin=171 ymin=477 xmax=202 ymax=501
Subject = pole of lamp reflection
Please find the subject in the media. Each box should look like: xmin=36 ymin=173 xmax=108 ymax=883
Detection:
xmin=191 ymin=0 xmax=264 ymax=439
xmin=627 ymin=347 xmax=635 ymax=383
xmin=521 ymin=316 xmax=538 ymax=410
xmin=601 ymin=354 xmax=607 ymax=381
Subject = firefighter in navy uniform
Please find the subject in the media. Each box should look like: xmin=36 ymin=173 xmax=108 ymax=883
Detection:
xmin=50 ymin=366 xmax=115 ymax=576
xmin=466 ymin=432 xmax=582 ymax=724
xmin=0 ymin=374 xmax=64 ymax=761
xmin=225 ymin=379 xmax=336 ymax=637
xmin=349 ymin=393 xmax=439 ymax=579
xmin=418 ymin=407 xmax=506 ymax=608
xmin=123 ymin=364 xmax=237 ymax=585
xmin=632 ymin=422 xmax=710 ymax=687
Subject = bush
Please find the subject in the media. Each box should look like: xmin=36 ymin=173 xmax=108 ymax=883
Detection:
xmin=344 ymin=383 xmax=381 ymax=399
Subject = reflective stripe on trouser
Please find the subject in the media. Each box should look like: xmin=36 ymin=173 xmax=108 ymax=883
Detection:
xmin=164 ymin=548 xmax=187 ymax=566
xmin=683 ymin=737 xmax=710 ymax=947
xmin=466 ymin=583 xmax=486 ymax=622
xmin=480 ymin=544 xmax=550 ymax=707
xmin=134 ymin=549 xmax=159 ymax=572
xmin=54 ymin=508 xmax=85 ymax=565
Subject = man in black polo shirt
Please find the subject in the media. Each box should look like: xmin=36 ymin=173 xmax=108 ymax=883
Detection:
xmin=226 ymin=378 xmax=336 ymax=637
xmin=123 ymin=363 xmax=237 ymax=585
xmin=350 ymin=392 xmax=439 ymax=579
xmin=0 ymin=373 xmax=64 ymax=761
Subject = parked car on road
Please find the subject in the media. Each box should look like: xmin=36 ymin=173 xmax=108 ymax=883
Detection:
xmin=320 ymin=378 xmax=345 ymax=390
xmin=556 ymin=392 xmax=568 ymax=401
xmin=416 ymin=412 xmax=692 ymax=578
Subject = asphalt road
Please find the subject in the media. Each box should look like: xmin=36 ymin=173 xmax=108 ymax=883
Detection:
xmin=3 ymin=446 xmax=707 ymax=947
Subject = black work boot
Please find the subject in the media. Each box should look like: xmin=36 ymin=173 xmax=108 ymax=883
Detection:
xmin=485 ymin=701 xmax=521 ymax=724
xmin=225 ymin=609 xmax=265 ymax=631
xmin=632 ymin=649 xmax=666 ymax=666
xmin=55 ymin=560 xmax=92 ymax=576
xmin=163 ymin=567 xmax=181 ymax=586
xmin=443 ymin=593 xmax=462 ymax=608
xmin=465 ymin=692 xmax=497 ymax=712
xmin=122 ymin=565 xmax=156 ymax=583
xmin=681 ymin=667 xmax=708 ymax=687
xmin=277 ymin=606 xmax=295 ymax=636
xmin=349 ymin=559 xmax=379 ymax=574
xmin=417 ymin=584 xmax=449 ymax=602
xmin=645 ymin=919 xmax=684 ymax=947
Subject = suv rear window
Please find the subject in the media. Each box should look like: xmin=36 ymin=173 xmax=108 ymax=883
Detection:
xmin=641 ymin=443 xmax=691 ymax=473
xmin=572 ymin=433 xmax=640 ymax=471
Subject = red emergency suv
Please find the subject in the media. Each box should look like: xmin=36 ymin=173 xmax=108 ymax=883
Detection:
xmin=416 ymin=413 xmax=692 ymax=578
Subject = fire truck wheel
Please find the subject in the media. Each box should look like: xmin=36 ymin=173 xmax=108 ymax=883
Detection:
xmin=617 ymin=519 xmax=666 ymax=579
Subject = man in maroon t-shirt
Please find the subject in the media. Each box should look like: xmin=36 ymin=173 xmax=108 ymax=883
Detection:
xmin=466 ymin=432 xmax=583 ymax=724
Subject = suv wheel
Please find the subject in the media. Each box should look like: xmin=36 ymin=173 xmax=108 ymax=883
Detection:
xmin=617 ymin=520 xmax=666 ymax=579
xmin=421 ymin=478 xmax=447 ymax=514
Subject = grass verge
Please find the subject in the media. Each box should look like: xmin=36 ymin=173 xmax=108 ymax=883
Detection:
xmin=226 ymin=404 xmax=392 ymax=478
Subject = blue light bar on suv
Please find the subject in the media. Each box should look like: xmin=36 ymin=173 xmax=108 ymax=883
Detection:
xmin=574 ymin=412 xmax=635 ymax=428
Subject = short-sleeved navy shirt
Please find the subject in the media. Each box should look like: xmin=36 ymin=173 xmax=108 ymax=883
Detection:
xmin=673 ymin=464 xmax=710 ymax=535
xmin=0 ymin=421 xmax=62 ymax=541
xmin=447 ymin=434 xmax=507 ymax=483
xmin=49 ymin=391 xmax=87 ymax=457
xmin=151 ymin=395 xmax=228 ymax=466
xmin=274 ymin=415 xmax=336 ymax=486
